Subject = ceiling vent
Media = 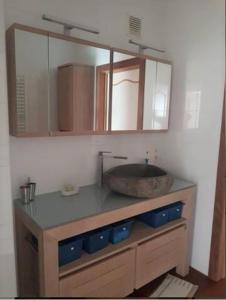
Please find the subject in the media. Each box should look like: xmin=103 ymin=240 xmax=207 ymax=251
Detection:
xmin=129 ymin=15 xmax=141 ymax=36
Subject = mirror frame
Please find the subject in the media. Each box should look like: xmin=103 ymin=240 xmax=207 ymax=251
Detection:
xmin=6 ymin=23 xmax=172 ymax=137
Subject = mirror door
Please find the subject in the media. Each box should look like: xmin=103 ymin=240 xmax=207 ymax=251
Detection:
xmin=143 ymin=61 xmax=172 ymax=130
xmin=13 ymin=29 xmax=49 ymax=135
xmin=48 ymin=35 xmax=111 ymax=134
xmin=111 ymin=52 xmax=145 ymax=131
xmin=110 ymin=51 xmax=172 ymax=132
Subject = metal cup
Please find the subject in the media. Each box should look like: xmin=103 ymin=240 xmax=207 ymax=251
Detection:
xmin=20 ymin=185 xmax=30 ymax=204
xmin=28 ymin=182 xmax=36 ymax=201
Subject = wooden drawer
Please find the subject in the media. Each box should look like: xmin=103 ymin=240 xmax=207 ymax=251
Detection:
xmin=135 ymin=225 xmax=186 ymax=289
xmin=59 ymin=249 xmax=136 ymax=297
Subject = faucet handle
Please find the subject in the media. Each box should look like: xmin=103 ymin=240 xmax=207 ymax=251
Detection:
xmin=98 ymin=151 xmax=112 ymax=156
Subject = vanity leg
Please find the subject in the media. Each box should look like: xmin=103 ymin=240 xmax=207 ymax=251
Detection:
xmin=15 ymin=210 xmax=39 ymax=297
xmin=39 ymin=232 xmax=59 ymax=297
xmin=176 ymin=188 xmax=196 ymax=277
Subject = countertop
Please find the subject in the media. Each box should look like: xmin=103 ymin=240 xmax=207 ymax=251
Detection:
xmin=14 ymin=178 xmax=195 ymax=230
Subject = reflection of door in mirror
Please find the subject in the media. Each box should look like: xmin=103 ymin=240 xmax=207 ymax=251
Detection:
xmin=14 ymin=29 xmax=49 ymax=134
xmin=49 ymin=37 xmax=110 ymax=133
xmin=143 ymin=61 xmax=172 ymax=130
xmin=96 ymin=63 xmax=110 ymax=131
xmin=111 ymin=53 xmax=145 ymax=131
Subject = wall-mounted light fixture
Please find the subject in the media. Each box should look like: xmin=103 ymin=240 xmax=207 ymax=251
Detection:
xmin=129 ymin=39 xmax=165 ymax=54
xmin=42 ymin=14 xmax=100 ymax=36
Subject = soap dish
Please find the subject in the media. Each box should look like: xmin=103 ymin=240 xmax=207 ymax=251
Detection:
xmin=61 ymin=185 xmax=80 ymax=197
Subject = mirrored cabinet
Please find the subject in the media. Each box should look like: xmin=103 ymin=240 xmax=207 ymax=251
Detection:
xmin=6 ymin=24 xmax=172 ymax=137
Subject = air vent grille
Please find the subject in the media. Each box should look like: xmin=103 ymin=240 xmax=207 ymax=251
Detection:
xmin=129 ymin=15 xmax=141 ymax=36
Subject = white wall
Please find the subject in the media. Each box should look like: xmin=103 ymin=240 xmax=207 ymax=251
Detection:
xmin=157 ymin=0 xmax=225 ymax=274
xmin=4 ymin=0 xmax=225 ymax=278
xmin=0 ymin=0 xmax=17 ymax=296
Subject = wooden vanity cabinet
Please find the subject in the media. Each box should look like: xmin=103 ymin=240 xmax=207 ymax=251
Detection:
xmin=57 ymin=63 xmax=95 ymax=132
xmin=14 ymin=185 xmax=195 ymax=298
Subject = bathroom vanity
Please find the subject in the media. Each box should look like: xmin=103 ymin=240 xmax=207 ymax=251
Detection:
xmin=14 ymin=178 xmax=196 ymax=297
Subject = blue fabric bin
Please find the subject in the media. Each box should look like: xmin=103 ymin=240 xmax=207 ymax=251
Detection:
xmin=167 ymin=201 xmax=184 ymax=221
xmin=110 ymin=219 xmax=134 ymax=244
xmin=59 ymin=235 xmax=84 ymax=266
xmin=83 ymin=226 xmax=111 ymax=254
xmin=138 ymin=207 xmax=169 ymax=228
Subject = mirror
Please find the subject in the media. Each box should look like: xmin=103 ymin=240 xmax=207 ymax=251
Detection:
xmin=14 ymin=29 xmax=49 ymax=134
xmin=111 ymin=51 xmax=172 ymax=131
xmin=49 ymin=37 xmax=111 ymax=133
xmin=143 ymin=60 xmax=172 ymax=130
xmin=111 ymin=52 xmax=144 ymax=131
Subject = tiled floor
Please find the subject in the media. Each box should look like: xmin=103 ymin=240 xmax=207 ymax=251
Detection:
xmin=130 ymin=268 xmax=225 ymax=298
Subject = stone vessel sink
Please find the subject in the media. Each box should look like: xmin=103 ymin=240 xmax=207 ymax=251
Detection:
xmin=103 ymin=164 xmax=173 ymax=198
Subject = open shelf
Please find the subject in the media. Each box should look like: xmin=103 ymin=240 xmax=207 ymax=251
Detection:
xmin=59 ymin=218 xmax=186 ymax=278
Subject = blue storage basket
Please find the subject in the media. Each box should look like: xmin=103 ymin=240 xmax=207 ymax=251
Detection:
xmin=138 ymin=207 xmax=169 ymax=228
xmin=110 ymin=219 xmax=134 ymax=244
xmin=166 ymin=201 xmax=184 ymax=221
xmin=83 ymin=226 xmax=111 ymax=254
xmin=59 ymin=235 xmax=84 ymax=266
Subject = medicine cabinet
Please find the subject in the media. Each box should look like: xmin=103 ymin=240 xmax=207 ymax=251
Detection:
xmin=6 ymin=24 xmax=172 ymax=137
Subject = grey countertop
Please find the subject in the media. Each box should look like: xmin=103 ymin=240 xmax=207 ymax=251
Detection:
xmin=14 ymin=178 xmax=195 ymax=230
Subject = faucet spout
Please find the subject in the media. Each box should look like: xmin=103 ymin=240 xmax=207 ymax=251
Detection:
xmin=112 ymin=156 xmax=128 ymax=160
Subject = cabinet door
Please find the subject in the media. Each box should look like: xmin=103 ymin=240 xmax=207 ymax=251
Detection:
xmin=59 ymin=249 xmax=135 ymax=297
xmin=135 ymin=226 xmax=185 ymax=289
xmin=110 ymin=52 xmax=172 ymax=132
xmin=111 ymin=52 xmax=145 ymax=131
xmin=8 ymin=28 xmax=49 ymax=136
xmin=49 ymin=36 xmax=110 ymax=133
xmin=143 ymin=61 xmax=172 ymax=130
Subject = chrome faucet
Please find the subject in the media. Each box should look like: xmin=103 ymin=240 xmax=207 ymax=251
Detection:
xmin=98 ymin=151 xmax=128 ymax=187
